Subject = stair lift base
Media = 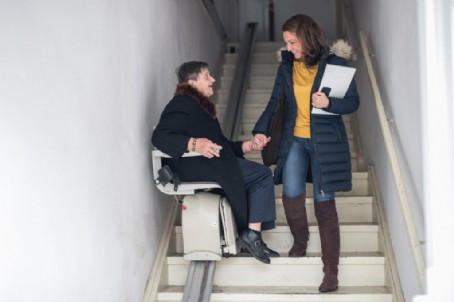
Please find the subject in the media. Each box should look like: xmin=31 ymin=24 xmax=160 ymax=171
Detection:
xmin=152 ymin=149 xmax=239 ymax=261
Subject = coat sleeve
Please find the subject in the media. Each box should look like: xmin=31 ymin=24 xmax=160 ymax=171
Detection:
xmin=323 ymin=56 xmax=360 ymax=115
xmin=252 ymin=64 xmax=286 ymax=135
xmin=151 ymin=98 xmax=194 ymax=159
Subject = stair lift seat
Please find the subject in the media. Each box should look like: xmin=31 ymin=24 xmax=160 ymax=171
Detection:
xmin=151 ymin=149 xmax=239 ymax=261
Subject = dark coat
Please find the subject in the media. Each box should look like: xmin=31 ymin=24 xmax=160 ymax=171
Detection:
xmin=253 ymin=49 xmax=360 ymax=193
xmin=151 ymin=84 xmax=249 ymax=232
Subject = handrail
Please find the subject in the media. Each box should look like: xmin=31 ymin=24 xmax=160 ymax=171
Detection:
xmin=223 ymin=22 xmax=257 ymax=140
xmin=338 ymin=0 xmax=426 ymax=291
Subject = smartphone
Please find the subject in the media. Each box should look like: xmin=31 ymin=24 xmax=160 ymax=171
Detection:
xmin=321 ymin=87 xmax=331 ymax=97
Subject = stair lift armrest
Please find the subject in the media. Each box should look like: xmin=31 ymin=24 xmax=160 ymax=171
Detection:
xmin=151 ymin=149 xmax=221 ymax=195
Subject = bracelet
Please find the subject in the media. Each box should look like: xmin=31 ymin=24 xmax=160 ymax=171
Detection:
xmin=191 ymin=138 xmax=197 ymax=152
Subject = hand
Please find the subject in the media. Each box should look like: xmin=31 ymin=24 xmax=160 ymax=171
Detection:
xmin=312 ymin=92 xmax=329 ymax=108
xmin=192 ymin=138 xmax=222 ymax=158
xmin=253 ymin=134 xmax=271 ymax=150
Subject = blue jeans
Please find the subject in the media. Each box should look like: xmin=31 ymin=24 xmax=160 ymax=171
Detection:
xmin=282 ymin=137 xmax=335 ymax=202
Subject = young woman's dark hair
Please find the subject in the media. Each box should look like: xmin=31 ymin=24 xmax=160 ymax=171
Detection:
xmin=282 ymin=14 xmax=326 ymax=67
xmin=176 ymin=61 xmax=209 ymax=83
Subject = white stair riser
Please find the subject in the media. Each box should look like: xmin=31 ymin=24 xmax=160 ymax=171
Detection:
xmin=174 ymin=225 xmax=378 ymax=254
xmin=158 ymin=289 xmax=392 ymax=302
xmin=226 ymin=42 xmax=283 ymax=54
xmin=223 ymin=64 xmax=279 ymax=77
xmin=225 ymin=53 xmax=279 ymax=65
xmin=166 ymin=258 xmax=385 ymax=287
xmin=220 ymin=76 xmax=275 ymax=90
xmin=243 ymin=154 xmax=359 ymax=172
xmin=275 ymin=175 xmax=369 ymax=197
xmin=275 ymin=200 xmax=373 ymax=224
xmin=217 ymin=90 xmax=272 ymax=104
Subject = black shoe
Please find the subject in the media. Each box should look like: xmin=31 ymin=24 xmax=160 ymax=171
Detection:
xmin=263 ymin=243 xmax=280 ymax=257
xmin=237 ymin=229 xmax=271 ymax=264
xmin=241 ymin=245 xmax=280 ymax=257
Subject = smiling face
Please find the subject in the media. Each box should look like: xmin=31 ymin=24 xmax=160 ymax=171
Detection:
xmin=283 ymin=31 xmax=303 ymax=60
xmin=188 ymin=68 xmax=216 ymax=98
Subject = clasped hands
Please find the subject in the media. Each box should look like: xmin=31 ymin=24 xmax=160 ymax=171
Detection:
xmin=189 ymin=136 xmax=272 ymax=159
xmin=249 ymin=134 xmax=271 ymax=153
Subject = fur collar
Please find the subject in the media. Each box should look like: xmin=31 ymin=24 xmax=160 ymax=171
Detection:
xmin=174 ymin=83 xmax=216 ymax=118
xmin=328 ymin=39 xmax=353 ymax=60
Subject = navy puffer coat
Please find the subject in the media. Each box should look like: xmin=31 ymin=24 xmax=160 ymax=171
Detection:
xmin=253 ymin=44 xmax=360 ymax=193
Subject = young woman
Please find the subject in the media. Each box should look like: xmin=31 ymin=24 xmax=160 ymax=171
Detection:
xmin=252 ymin=15 xmax=360 ymax=291
xmin=152 ymin=61 xmax=278 ymax=264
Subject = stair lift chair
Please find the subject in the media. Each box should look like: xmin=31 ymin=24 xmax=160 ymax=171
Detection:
xmin=151 ymin=149 xmax=239 ymax=261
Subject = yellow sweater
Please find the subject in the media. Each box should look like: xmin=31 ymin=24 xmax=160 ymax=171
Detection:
xmin=293 ymin=61 xmax=318 ymax=138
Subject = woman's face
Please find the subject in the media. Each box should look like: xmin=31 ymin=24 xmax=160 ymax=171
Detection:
xmin=189 ymin=68 xmax=216 ymax=98
xmin=283 ymin=31 xmax=303 ymax=60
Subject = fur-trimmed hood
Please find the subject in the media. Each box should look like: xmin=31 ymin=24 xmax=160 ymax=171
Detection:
xmin=276 ymin=39 xmax=353 ymax=62
xmin=174 ymin=83 xmax=217 ymax=118
xmin=328 ymin=39 xmax=353 ymax=60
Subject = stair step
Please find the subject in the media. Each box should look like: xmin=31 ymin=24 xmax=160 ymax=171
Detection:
xmin=223 ymin=63 xmax=280 ymax=77
xmin=220 ymin=75 xmax=276 ymax=90
xmin=226 ymin=41 xmax=283 ymax=54
xmin=225 ymin=52 xmax=279 ymax=65
xmin=166 ymin=253 xmax=386 ymax=287
xmin=216 ymin=89 xmax=273 ymax=105
xmin=174 ymin=223 xmax=379 ymax=254
xmin=275 ymin=196 xmax=374 ymax=223
xmin=158 ymin=285 xmax=392 ymax=302
xmin=274 ymin=172 xmax=369 ymax=197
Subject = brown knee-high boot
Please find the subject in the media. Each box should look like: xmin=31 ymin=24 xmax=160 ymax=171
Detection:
xmin=282 ymin=194 xmax=309 ymax=257
xmin=314 ymin=200 xmax=340 ymax=292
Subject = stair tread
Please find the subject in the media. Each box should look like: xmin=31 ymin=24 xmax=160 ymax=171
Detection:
xmin=167 ymin=252 xmax=385 ymax=265
xmin=175 ymin=223 xmax=379 ymax=232
xmin=158 ymin=285 xmax=393 ymax=301
xmin=275 ymin=196 xmax=373 ymax=204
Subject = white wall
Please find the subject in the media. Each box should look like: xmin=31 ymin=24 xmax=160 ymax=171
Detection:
xmin=0 ymin=0 xmax=221 ymax=301
xmin=348 ymin=0 xmax=424 ymax=299
xmin=414 ymin=1 xmax=454 ymax=301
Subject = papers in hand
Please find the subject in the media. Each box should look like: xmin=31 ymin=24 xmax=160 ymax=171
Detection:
xmin=311 ymin=64 xmax=356 ymax=115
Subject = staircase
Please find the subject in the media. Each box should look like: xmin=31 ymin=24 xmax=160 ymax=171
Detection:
xmin=152 ymin=42 xmax=400 ymax=302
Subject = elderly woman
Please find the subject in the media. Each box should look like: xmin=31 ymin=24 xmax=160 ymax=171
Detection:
xmin=151 ymin=61 xmax=278 ymax=264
